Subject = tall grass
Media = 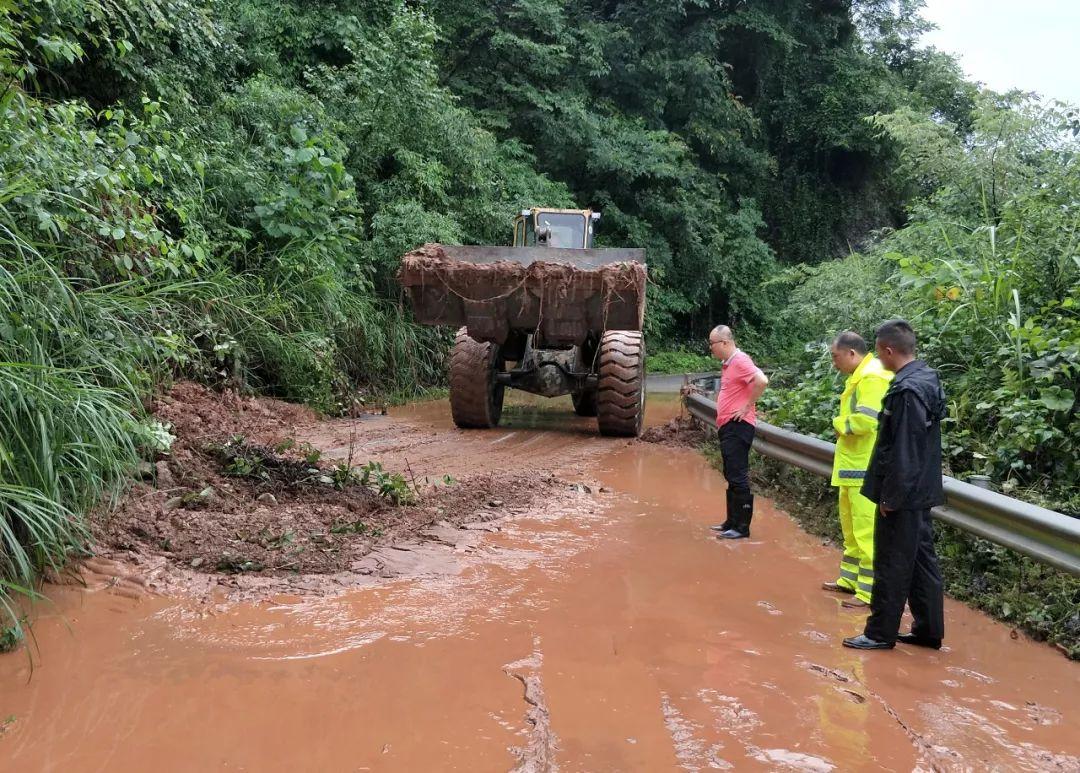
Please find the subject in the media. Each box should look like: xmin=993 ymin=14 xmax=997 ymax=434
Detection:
xmin=0 ymin=257 xmax=147 ymax=643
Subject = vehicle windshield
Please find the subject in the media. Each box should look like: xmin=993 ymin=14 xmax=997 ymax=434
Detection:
xmin=534 ymin=212 xmax=586 ymax=248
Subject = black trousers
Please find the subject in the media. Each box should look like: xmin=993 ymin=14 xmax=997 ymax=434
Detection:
xmin=719 ymin=420 xmax=755 ymax=493
xmin=864 ymin=508 xmax=945 ymax=644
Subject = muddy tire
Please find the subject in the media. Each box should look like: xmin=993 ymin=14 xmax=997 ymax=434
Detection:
xmin=571 ymin=389 xmax=598 ymax=417
xmin=596 ymin=330 xmax=645 ymax=437
xmin=450 ymin=327 xmax=504 ymax=429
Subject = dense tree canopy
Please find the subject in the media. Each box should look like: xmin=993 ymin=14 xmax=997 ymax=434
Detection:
xmin=3 ymin=0 xmax=978 ymax=341
xmin=427 ymin=0 xmax=974 ymax=333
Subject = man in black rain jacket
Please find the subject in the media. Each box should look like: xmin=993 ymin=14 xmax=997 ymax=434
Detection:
xmin=843 ymin=320 xmax=947 ymax=651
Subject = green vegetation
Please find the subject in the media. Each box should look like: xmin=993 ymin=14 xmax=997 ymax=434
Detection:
xmin=646 ymin=349 xmax=717 ymax=375
xmin=428 ymin=0 xmax=974 ymax=336
xmin=761 ymin=93 xmax=1080 ymax=514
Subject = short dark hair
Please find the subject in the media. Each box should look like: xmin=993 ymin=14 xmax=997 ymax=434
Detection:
xmin=875 ymin=319 xmax=917 ymax=355
xmin=832 ymin=330 xmax=867 ymax=356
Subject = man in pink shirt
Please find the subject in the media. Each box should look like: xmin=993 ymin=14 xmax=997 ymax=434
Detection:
xmin=708 ymin=325 xmax=768 ymax=539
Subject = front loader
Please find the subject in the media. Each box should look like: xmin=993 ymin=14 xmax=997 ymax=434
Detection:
xmin=399 ymin=207 xmax=647 ymax=437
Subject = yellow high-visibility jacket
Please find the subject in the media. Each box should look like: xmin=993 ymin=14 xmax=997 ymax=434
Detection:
xmin=831 ymin=354 xmax=893 ymax=487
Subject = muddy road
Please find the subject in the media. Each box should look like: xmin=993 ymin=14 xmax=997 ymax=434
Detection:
xmin=1 ymin=392 xmax=1078 ymax=771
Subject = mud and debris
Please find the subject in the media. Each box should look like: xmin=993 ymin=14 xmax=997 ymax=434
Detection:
xmin=399 ymin=243 xmax=647 ymax=335
xmin=637 ymin=414 xmax=709 ymax=447
xmin=92 ymin=382 xmax=576 ymax=597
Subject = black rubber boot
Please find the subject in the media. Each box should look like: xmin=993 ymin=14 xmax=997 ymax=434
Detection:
xmin=711 ymin=488 xmax=734 ymax=532
xmin=727 ymin=489 xmax=753 ymax=538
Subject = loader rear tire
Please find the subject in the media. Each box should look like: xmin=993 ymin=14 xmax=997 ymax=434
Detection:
xmin=596 ymin=330 xmax=645 ymax=437
xmin=450 ymin=327 xmax=504 ymax=429
xmin=571 ymin=389 xmax=598 ymax=417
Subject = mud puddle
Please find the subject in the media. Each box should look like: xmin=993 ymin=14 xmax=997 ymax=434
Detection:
xmin=2 ymin=392 xmax=1079 ymax=771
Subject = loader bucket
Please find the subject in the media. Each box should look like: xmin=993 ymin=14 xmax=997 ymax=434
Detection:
xmin=399 ymin=244 xmax=647 ymax=346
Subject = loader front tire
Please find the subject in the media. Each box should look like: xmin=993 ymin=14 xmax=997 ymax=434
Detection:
xmin=596 ymin=330 xmax=645 ymax=437
xmin=450 ymin=328 xmax=504 ymax=429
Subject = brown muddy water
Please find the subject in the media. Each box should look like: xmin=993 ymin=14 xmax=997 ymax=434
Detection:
xmin=1 ymin=394 xmax=1078 ymax=771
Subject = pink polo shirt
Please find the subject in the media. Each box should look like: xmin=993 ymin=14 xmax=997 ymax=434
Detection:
xmin=716 ymin=349 xmax=764 ymax=427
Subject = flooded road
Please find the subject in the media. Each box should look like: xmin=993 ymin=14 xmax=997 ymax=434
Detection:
xmin=1 ymin=393 xmax=1078 ymax=771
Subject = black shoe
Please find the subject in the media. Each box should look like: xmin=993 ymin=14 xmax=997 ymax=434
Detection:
xmin=718 ymin=529 xmax=749 ymax=540
xmin=710 ymin=523 xmax=731 ymax=532
xmin=842 ymin=634 xmax=894 ymax=650
xmin=897 ymin=633 xmax=942 ymax=650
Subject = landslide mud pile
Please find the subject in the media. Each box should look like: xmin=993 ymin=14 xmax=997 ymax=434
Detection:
xmin=93 ymin=383 xmax=562 ymax=586
xmin=638 ymin=415 xmax=709 ymax=447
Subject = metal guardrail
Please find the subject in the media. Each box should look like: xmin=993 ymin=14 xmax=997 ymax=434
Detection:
xmin=683 ymin=389 xmax=1080 ymax=577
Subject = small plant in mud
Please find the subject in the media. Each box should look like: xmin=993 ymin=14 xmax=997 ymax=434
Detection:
xmin=211 ymin=438 xmax=320 ymax=487
xmin=133 ymin=420 xmax=177 ymax=455
xmin=243 ymin=528 xmax=296 ymax=550
xmin=225 ymin=454 xmax=264 ymax=478
xmin=330 ymin=460 xmax=360 ymax=489
xmin=208 ymin=436 xmax=416 ymax=504
xmin=215 ymin=555 xmax=265 ymax=573
xmin=330 ymin=518 xmax=370 ymax=535
xmin=0 ymin=625 xmax=23 ymax=654
xmin=357 ymin=461 xmax=415 ymax=505
xmin=298 ymin=442 xmax=322 ymax=465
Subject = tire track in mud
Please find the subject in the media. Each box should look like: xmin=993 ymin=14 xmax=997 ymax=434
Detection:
xmin=504 ymin=639 xmax=559 ymax=773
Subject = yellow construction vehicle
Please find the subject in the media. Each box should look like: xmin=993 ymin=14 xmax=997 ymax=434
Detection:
xmin=400 ymin=207 xmax=647 ymax=436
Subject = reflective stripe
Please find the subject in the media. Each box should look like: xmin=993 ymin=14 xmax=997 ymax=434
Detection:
xmin=840 ymin=568 xmax=858 ymax=581
xmin=857 ymin=581 xmax=874 ymax=592
xmin=855 ymin=405 xmax=880 ymax=419
xmin=858 ymin=568 xmax=875 ymax=579
xmin=844 ymin=418 xmax=853 ymax=435
xmin=842 ymin=555 xmax=860 ymax=565
xmin=838 ymin=469 xmax=866 ymax=479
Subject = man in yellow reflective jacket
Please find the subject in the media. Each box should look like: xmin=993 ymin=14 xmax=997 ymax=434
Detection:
xmin=823 ymin=331 xmax=893 ymax=608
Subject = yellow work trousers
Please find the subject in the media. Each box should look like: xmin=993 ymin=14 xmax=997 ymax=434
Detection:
xmin=837 ymin=486 xmax=875 ymax=603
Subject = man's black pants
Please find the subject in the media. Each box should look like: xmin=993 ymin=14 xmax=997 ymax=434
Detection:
xmin=864 ymin=508 xmax=945 ymax=644
xmin=719 ymin=420 xmax=755 ymax=493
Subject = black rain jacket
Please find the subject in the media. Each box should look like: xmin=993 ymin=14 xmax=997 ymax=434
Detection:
xmin=861 ymin=359 xmax=947 ymax=511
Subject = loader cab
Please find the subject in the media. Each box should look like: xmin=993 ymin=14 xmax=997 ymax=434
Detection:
xmin=513 ymin=208 xmax=599 ymax=249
